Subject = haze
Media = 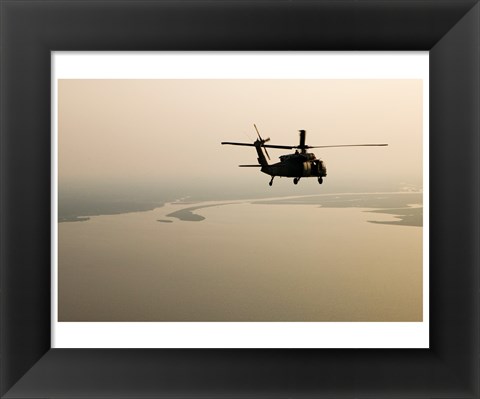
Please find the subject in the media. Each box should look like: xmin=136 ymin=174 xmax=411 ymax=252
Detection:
xmin=59 ymin=79 xmax=422 ymax=202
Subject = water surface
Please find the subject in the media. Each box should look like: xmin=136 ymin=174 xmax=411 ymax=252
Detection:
xmin=58 ymin=193 xmax=423 ymax=322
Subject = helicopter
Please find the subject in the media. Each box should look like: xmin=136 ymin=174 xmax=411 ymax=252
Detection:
xmin=222 ymin=125 xmax=388 ymax=186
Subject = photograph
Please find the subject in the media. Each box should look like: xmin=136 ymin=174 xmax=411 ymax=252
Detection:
xmin=57 ymin=77 xmax=424 ymax=323
xmin=2 ymin=1 xmax=478 ymax=396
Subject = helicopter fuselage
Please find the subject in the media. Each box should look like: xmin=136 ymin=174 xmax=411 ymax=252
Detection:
xmin=251 ymin=139 xmax=326 ymax=185
xmin=261 ymin=153 xmax=327 ymax=179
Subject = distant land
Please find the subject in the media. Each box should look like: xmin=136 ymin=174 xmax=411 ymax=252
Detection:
xmin=155 ymin=193 xmax=423 ymax=226
xmin=253 ymin=192 xmax=422 ymax=227
xmin=59 ymin=191 xmax=422 ymax=227
xmin=58 ymin=195 xmax=168 ymax=223
xmin=59 ymin=201 xmax=165 ymax=222
xmin=165 ymin=203 xmax=235 ymax=222
xmin=367 ymin=207 xmax=422 ymax=227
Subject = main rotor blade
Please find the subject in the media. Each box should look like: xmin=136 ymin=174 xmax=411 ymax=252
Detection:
xmin=262 ymin=144 xmax=295 ymax=149
xmin=306 ymin=144 xmax=388 ymax=149
xmin=223 ymin=142 xmax=388 ymax=149
xmin=221 ymin=141 xmax=285 ymax=154
xmin=221 ymin=142 xmax=256 ymax=147
xmin=239 ymin=164 xmax=262 ymax=167
xmin=254 ymin=124 xmax=262 ymax=140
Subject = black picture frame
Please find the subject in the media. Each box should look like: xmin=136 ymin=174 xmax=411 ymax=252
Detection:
xmin=1 ymin=0 xmax=479 ymax=397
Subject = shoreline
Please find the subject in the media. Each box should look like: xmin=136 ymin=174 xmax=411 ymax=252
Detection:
xmin=59 ymin=191 xmax=423 ymax=226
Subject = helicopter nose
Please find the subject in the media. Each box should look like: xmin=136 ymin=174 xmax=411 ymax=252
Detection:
xmin=319 ymin=161 xmax=327 ymax=175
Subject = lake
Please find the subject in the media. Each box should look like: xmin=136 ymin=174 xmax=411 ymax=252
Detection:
xmin=58 ymin=193 xmax=423 ymax=321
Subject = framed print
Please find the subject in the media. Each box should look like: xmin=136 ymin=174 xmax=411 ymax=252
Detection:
xmin=1 ymin=0 xmax=479 ymax=398
xmin=52 ymin=52 xmax=428 ymax=350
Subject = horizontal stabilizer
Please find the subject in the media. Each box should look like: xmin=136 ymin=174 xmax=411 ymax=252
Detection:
xmin=239 ymin=164 xmax=262 ymax=167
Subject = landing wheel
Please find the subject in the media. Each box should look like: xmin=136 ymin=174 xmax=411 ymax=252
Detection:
xmin=269 ymin=176 xmax=274 ymax=186
xmin=318 ymin=177 xmax=323 ymax=184
xmin=293 ymin=178 xmax=299 ymax=185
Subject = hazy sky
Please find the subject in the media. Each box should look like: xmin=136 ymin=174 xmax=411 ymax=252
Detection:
xmin=58 ymin=79 xmax=423 ymax=195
